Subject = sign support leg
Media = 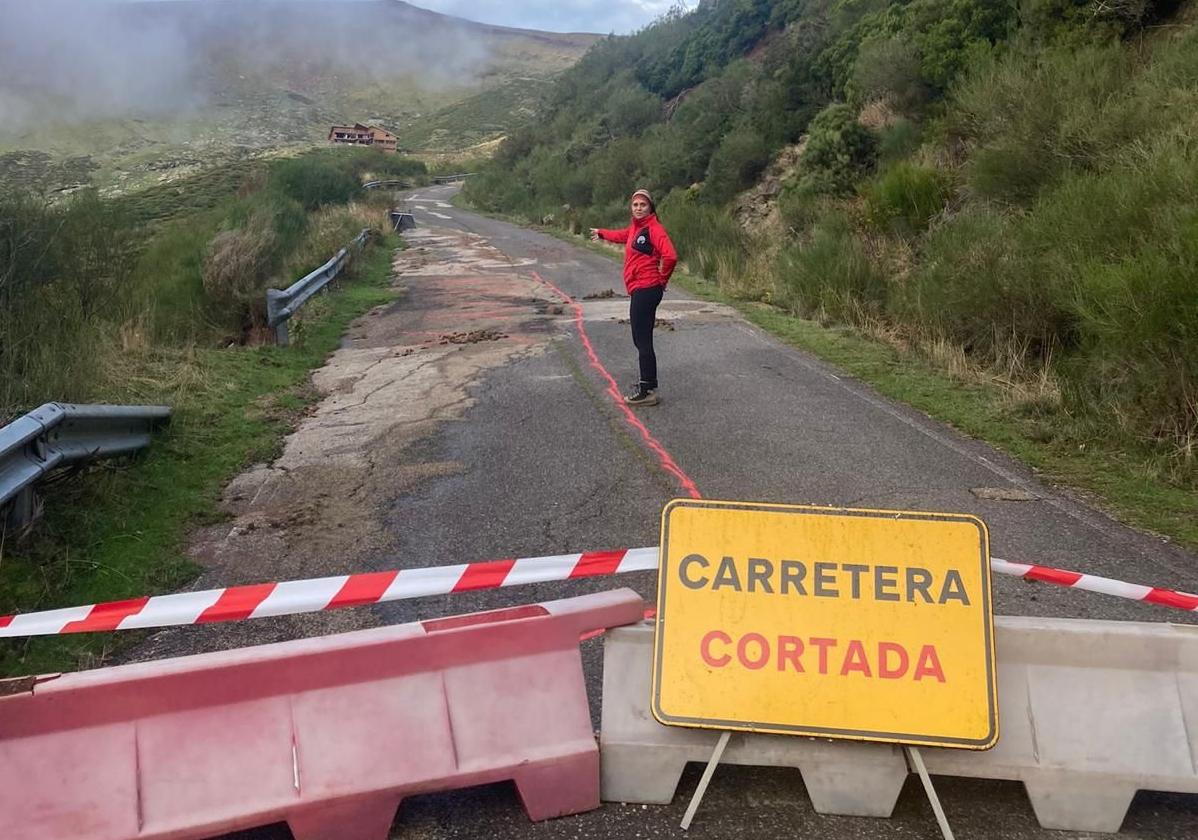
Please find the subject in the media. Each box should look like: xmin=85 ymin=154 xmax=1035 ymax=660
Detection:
xmin=680 ymin=730 xmax=731 ymax=830
xmin=906 ymin=746 xmax=954 ymax=840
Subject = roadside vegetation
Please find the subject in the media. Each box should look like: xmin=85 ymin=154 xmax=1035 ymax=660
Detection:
xmin=463 ymin=0 xmax=1198 ymax=543
xmin=0 ymin=147 xmax=421 ymax=676
xmin=1 ymin=147 xmax=424 ymax=417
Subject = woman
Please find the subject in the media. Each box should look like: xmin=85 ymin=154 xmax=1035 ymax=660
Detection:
xmin=590 ymin=188 xmax=678 ymax=406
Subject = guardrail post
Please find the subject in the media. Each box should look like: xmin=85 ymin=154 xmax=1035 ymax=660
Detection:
xmin=3 ymin=488 xmax=37 ymax=532
xmin=265 ymin=288 xmax=289 ymax=346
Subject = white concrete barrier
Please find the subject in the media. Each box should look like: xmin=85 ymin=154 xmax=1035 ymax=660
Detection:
xmin=600 ymin=618 xmax=1198 ymax=833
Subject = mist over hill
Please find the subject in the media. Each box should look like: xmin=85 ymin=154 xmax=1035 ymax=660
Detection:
xmin=0 ymin=0 xmax=598 ymax=191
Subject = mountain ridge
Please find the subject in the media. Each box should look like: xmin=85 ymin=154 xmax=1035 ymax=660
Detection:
xmin=0 ymin=0 xmax=599 ymax=192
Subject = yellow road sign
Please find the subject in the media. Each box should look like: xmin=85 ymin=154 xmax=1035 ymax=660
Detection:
xmin=652 ymin=499 xmax=998 ymax=749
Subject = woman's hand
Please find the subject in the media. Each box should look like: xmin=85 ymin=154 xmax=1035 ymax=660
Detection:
xmin=589 ymin=228 xmax=600 ymax=242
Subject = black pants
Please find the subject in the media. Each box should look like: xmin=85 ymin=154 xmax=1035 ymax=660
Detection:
xmin=630 ymin=285 xmax=664 ymax=389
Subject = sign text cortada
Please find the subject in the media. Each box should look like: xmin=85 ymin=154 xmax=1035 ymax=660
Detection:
xmin=651 ymin=500 xmax=998 ymax=749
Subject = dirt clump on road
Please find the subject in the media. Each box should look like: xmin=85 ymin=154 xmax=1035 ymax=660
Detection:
xmin=617 ymin=317 xmax=675 ymax=331
xmin=439 ymin=329 xmax=507 ymax=345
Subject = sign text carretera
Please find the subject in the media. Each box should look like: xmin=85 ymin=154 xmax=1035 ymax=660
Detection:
xmin=651 ymin=500 xmax=998 ymax=749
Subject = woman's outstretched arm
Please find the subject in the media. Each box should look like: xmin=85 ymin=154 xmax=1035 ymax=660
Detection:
xmin=591 ymin=225 xmax=630 ymax=243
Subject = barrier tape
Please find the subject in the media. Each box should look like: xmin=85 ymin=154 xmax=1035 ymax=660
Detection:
xmin=0 ymin=548 xmax=658 ymax=638
xmin=991 ymin=556 xmax=1198 ymax=611
xmin=0 ymin=547 xmax=1194 ymax=639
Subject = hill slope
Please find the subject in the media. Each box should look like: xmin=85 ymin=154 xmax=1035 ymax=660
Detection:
xmin=0 ymin=0 xmax=597 ymax=192
xmin=464 ymin=0 xmax=1198 ymax=491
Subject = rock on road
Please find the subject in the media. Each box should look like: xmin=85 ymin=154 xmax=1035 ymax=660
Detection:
xmin=153 ymin=184 xmax=1196 ymax=839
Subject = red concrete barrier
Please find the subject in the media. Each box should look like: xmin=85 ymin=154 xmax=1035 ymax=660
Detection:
xmin=0 ymin=588 xmax=645 ymax=840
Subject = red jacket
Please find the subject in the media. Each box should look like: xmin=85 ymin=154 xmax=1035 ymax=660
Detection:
xmin=597 ymin=213 xmax=677 ymax=294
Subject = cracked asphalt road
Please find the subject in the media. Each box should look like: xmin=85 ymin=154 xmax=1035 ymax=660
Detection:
xmin=197 ymin=184 xmax=1198 ymax=839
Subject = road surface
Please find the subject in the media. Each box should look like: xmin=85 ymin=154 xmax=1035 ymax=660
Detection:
xmin=148 ymin=184 xmax=1196 ymax=838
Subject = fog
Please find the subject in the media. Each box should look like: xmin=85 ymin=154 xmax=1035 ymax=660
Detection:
xmin=0 ymin=0 xmax=497 ymax=132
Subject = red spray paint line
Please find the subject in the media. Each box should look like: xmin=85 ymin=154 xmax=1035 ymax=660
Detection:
xmin=532 ymin=271 xmax=701 ymax=500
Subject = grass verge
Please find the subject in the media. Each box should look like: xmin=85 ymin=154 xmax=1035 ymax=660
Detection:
xmin=0 ymin=236 xmax=401 ymax=678
xmin=512 ymin=218 xmax=1198 ymax=556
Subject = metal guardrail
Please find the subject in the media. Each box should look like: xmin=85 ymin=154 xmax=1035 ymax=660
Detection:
xmin=362 ymin=180 xmax=411 ymax=190
xmin=0 ymin=403 xmax=171 ymax=531
xmin=363 ymin=175 xmax=470 ymax=190
xmin=264 ymin=229 xmax=371 ymax=346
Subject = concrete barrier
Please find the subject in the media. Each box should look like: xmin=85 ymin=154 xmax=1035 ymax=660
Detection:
xmin=0 ymin=589 xmax=645 ymax=840
xmin=600 ymin=617 xmax=1198 ymax=833
xmin=390 ymin=210 xmax=416 ymax=232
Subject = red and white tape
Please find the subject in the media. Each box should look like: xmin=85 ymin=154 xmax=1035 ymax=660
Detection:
xmin=0 ymin=548 xmax=658 ymax=638
xmin=992 ymin=557 xmax=1198 ymax=611
xmin=0 ymin=547 xmax=1194 ymax=638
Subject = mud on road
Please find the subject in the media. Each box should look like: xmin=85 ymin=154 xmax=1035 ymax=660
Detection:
xmin=130 ymin=227 xmax=563 ymax=661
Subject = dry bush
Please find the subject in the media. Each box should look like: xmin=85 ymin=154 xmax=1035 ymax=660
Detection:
xmin=716 ymin=249 xmax=773 ymax=302
xmin=281 ymin=203 xmax=383 ymax=281
xmin=201 ymin=212 xmax=277 ymax=314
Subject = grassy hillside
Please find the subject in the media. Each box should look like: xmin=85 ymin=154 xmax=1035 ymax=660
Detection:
xmin=0 ymin=146 xmax=420 ymax=674
xmin=464 ymin=0 xmax=1198 ymax=535
xmin=0 ymin=1 xmax=597 ymax=193
xmin=1 ymin=147 xmax=425 ymax=418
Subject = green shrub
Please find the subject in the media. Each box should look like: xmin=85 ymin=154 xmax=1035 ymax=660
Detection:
xmin=864 ymin=162 xmax=951 ymax=233
xmin=950 ymin=44 xmax=1155 ymax=204
xmin=777 ymin=185 xmax=840 ymax=234
xmin=966 ymin=144 xmax=1055 ymax=204
xmin=562 ymin=171 xmax=595 ymax=209
xmin=269 ymin=157 xmax=361 ymax=211
xmin=850 ymin=37 xmax=929 ymax=110
xmin=605 ymin=84 xmax=662 ymax=137
xmin=796 ymin=104 xmax=877 ymax=195
xmin=877 ymin=118 xmax=922 ymax=163
xmin=1019 ymin=0 xmax=1160 ymax=43
xmin=775 ymin=214 xmax=885 ymax=321
xmin=0 ymin=190 xmax=139 ymax=416
xmin=641 ymin=122 xmax=708 ymax=194
xmin=589 ymin=139 xmax=645 ymax=206
xmin=461 ymin=167 xmax=530 ymax=214
xmin=52 ymin=190 xmax=139 ymax=321
xmin=658 ymin=190 xmax=747 ymax=282
xmin=368 ymin=154 xmax=428 ymax=181
xmin=902 ymin=0 xmax=1014 ymax=91
xmin=137 ymin=213 xmax=221 ymax=344
xmin=893 ymin=206 xmax=1071 ymax=361
xmin=703 ymin=125 xmax=772 ymax=204
xmin=1018 ymin=147 xmax=1198 ymax=452
xmin=1065 ymin=218 xmax=1198 ymax=448
xmin=526 ymin=148 xmax=574 ymax=205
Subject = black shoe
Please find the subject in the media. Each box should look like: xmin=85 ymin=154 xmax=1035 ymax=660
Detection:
xmin=624 ymin=384 xmax=660 ymax=406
